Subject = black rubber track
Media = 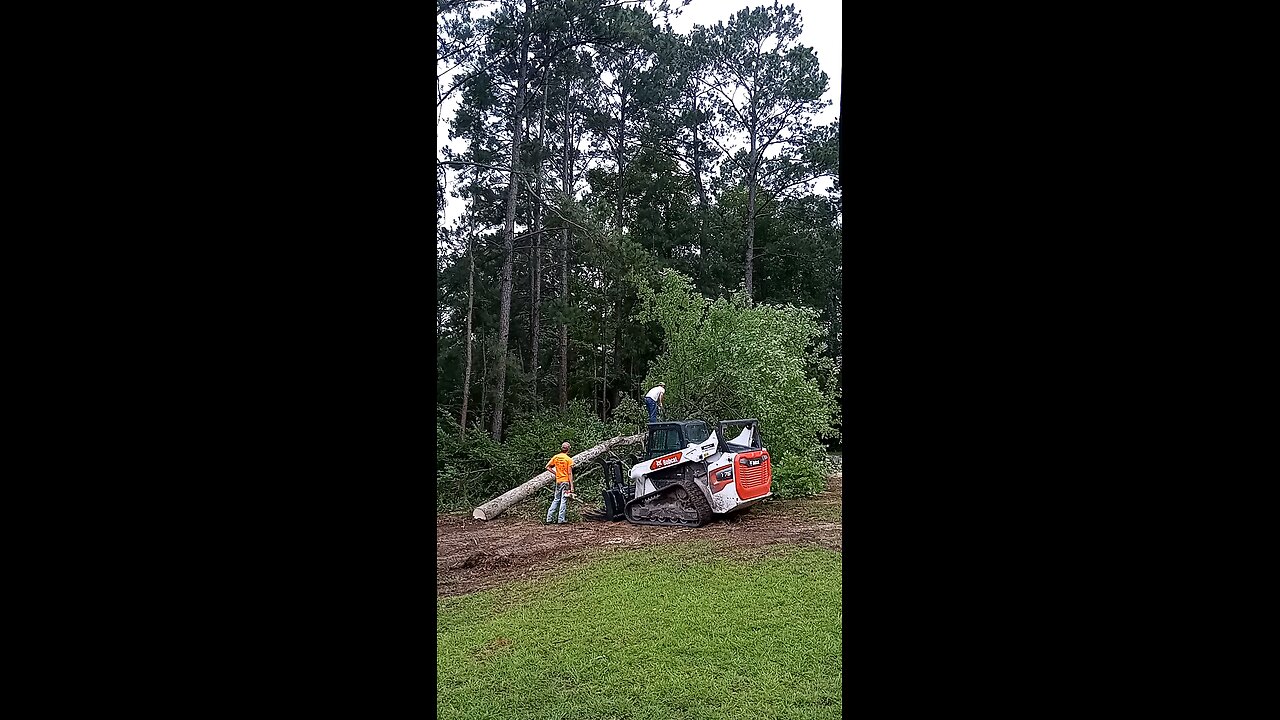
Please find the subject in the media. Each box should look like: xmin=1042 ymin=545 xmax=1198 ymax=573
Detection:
xmin=623 ymin=476 xmax=712 ymax=528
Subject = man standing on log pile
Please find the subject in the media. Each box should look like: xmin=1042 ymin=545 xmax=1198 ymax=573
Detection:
xmin=644 ymin=383 xmax=665 ymax=424
xmin=545 ymin=441 xmax=575 ymax=524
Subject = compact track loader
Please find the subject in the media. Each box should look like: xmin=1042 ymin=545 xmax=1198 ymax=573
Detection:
xmin=582 ymin=419 xmax=773 ymax=527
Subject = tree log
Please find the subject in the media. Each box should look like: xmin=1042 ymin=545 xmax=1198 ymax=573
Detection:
xmin=471 ymin=432 xmax=644 ymax=520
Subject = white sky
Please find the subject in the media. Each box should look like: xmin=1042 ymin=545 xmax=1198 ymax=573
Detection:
xmin=667 ymin=0 xmax=841 ymax=124
xmin=437 ymin=0 xmax=841 ymax=225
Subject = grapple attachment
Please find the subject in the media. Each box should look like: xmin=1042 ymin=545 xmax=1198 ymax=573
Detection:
xmin=581 ymin=455 xmax=632 ymax=522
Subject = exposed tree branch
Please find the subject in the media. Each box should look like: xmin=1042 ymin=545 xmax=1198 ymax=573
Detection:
xmin=753 ymin=171 xmax=838 ymax=218
xmin=694 ymin=77 xmax=748 ymax=127
xmin=437 ymin=46 xmax=520 ymax=106
xmin=703 ymin=134 xmax=749 ymax=174
xmin=439 ymin=160 xmax=536 ymax=177
xmin=437 ymin=36 xmax=486 ymax=66
xmin=437 ymin=0 xmax=494 ymax=15
xmin=533 ymin=35 xmax=614 ymax=62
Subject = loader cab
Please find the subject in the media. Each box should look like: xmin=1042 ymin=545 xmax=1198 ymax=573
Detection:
xmin=645 ymin=420 xmax=711 ymax=460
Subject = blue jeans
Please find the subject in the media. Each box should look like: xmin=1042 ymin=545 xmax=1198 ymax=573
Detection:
xmin=547 ymin=482 xmax=569 ymax=523
xmin=644 ymin=397 xmax=658 ymax=423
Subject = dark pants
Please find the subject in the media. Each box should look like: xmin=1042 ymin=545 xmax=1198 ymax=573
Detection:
xmin=645 ymin=397 xmax=658 ymax=423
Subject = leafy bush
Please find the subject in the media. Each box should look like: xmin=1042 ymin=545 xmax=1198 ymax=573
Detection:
xmin=502 ymin=400 xmax=612 ymax=470
xmin=436 ymin=400 xmax=644 ymax=513
xmin=609 ymin=395 xmax=647 ymax=435
xmin=769 ymin=452 xmax=828 ymax=499
xmin=633 ymin=269 xmax=840 ymax=496
xmin=437 ymin=406 xmax=506 ymax=512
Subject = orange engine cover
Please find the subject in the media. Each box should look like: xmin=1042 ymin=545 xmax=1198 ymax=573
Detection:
xmin=735 ymin=450 xmax=772 ymax=500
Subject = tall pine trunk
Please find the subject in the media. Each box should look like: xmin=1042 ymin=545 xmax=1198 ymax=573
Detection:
xmin=490 ymin=0 xmax=532 ymax=441
xmin=745 ymin=88 xmax=757 ymax=304
xmin=458 ymin=164 xmax=479 ymax=439
xmin=601 ymin=289 xmax=608 ymax=420
xmin=602 ymin=83 xmax=624 ymax=419
xmin=742 ymin=57 xmax=762 ymax=304
xmin=479 ymin=336 xmax=488 ymax=431
xmin=558 ymin=228 xmax=569 ymax=411
xmin=612 ymin=294 xmax=625 ymax=409
xmin=616 ymin=89 xmax=626 ymax=233
xmin=530 ymin=58 xmax=549 ymax=409
xmin=558 ymin=71 xmax=572 ymax=411
xmin=690 ymin=96 xmax=711 ymax=286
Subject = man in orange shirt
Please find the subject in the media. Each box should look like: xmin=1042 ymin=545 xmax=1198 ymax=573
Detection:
xmin=545 ymin=441 xmax=575 ymax=524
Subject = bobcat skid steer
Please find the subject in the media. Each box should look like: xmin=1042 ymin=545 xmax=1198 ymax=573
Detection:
xmin=582 ymin=419 xmax=773 ymax=528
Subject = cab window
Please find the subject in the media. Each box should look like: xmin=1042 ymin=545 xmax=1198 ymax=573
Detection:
xmin=649 ymin=428 xmax=682 ymax=454
xmin=685 ymin=422 xmax=710 ymax=444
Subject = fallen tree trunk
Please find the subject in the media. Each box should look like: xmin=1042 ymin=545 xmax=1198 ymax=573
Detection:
xmin=472 ymin=432 xmax=644 ymax=520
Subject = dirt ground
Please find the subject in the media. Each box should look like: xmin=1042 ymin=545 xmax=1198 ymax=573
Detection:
xmin=437 ymin=473 xmax=842 ymax=598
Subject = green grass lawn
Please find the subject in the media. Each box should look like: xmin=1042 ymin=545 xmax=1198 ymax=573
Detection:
xmin=437 ymin=544 xmax=842 ymax=720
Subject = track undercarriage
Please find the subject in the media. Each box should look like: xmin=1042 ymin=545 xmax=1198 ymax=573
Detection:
xmin=623 ymin=473 xmax=712 ymax=528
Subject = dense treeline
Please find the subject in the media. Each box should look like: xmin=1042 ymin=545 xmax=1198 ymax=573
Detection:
xmin=436 ymin=0 xmax=841 ymax=506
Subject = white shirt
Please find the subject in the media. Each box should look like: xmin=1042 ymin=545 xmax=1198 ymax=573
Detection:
xmin=645 ymin=386 xmax=665 ymax=401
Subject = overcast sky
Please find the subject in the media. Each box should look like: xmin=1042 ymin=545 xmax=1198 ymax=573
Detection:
xmin=437 ymin=0 xmax=842 ymax=224
xmin=667 ymin=0 xmax=841 ymax=123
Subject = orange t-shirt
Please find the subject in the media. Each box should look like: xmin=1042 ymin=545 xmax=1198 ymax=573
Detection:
xmin=547 ymin=452 xmax=574 ymax=483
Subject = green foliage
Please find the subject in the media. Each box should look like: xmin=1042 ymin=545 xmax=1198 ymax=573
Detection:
xmin=768 ymin=449 xmax=828 ymax=499
xmin=437 ymin=545 xmax=842 ymax=720
xmin=436 ymin=399 xmax=647 ymax=512
xmin=610 ymin=394 xmax=648 ymax=435
xmin=635 ymin=269 xmax=839 ymax=495
xmin=437 ymin=407 xmax=503 ymax=512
